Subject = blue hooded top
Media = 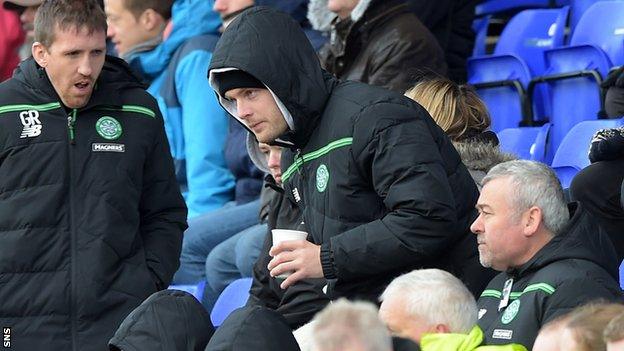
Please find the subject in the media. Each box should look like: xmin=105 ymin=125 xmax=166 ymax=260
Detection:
xmin=128 ymin=0 xmax=235 ymax=218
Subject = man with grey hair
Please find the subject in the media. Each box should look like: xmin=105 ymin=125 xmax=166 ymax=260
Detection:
xmin=473 ymin=160 xmax=622 ymax=349
xmin=379 ymin=269 xmax=527 ymax=350
xmin=310 ymin=299 xmax=393 ymax=351
xmin=379 ymin=269 xmax=477 ymax=343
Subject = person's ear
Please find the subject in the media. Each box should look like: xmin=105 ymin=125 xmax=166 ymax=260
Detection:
xmin=32 ymin=42 xmax=49 ymax=68
xmin=140 ymin=8 xmax=165 ymax=32
xmin=434 ymin=324 xmax=451 ymax=334
xmin=523 ymin=206 xmax=542 ymax=237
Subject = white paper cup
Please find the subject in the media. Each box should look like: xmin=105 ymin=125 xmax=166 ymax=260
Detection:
xmin=271 ymin=229 xmax=308 ymax=278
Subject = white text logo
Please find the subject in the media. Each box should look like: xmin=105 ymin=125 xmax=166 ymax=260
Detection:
xmin=3 ymin=327 xmax=10 ymax=348
xmin=19 ymin=110 xmax=42 ymax=138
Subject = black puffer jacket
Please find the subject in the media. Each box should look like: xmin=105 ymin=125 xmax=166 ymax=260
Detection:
xmin=477 ymin=203 xmax=623 ymax=349
xmin=209 ymin=7 xmax=493 ymax=310
xmin=308 ymin=0 xmax=447 ymax=92
xmin=0 ymin=56 xmax=187 ymax=350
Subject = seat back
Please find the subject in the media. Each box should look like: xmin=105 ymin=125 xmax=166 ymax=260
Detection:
xmin=210 ymin=277 xmax=253 ymax=327
xmin=569 ymin=0 xmax=624 ymax=66
xmin=497 ymin=123 xmax=551 ymax=161
xmin=543 ymin=2 xmax=624 ymax=158
xmin=494 ymin=7 xmax=569 ymax=75
xmin=472 ymin=15 xmax=491 ymax=56
xmin=551 ymin=118 xmax=624 ymax=187
xmin=469 ymin=8 xmax=568 ymax=131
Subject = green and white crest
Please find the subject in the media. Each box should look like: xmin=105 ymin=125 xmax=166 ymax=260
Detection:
xmin=316 ymin=164 xmax=329 ymax=193
xmin=501 ymin=300 xmax=520 ymax=324
xmin=96 ymin=116 xmax=122 ymax=140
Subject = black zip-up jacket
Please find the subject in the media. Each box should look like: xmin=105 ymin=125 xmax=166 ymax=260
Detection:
xmin=209 ymin=7 xmax=494 ymax=312
xmin=477 ymin=203 xmax=623 ymax=349
xmin=0 ymin=56 xmax=187 ymax=351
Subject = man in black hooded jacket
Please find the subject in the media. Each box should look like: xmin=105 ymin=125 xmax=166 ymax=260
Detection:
xmin=208 ymin=6 xmax=493 ymax=326
xmin=0 ymin=1 xmax=186 ymax=350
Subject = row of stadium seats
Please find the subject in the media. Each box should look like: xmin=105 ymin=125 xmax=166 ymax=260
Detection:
xmin=469 ymin=1 xmax=624 ymax=160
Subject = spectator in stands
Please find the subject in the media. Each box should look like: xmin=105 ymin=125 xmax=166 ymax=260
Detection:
xmin=570 ymin=127 xmax=624 ymax=261
xmin=0 ymin=0 xmax=186 ymax=349
xmin=0 ymin=1 xmax=24 ymax=81
xmin=199 ymin=142 xmax=285 ymax=312
xmin=170 ymin=0 xmax=263 ymax=310
xmin=406 ymin=0 xmax=479 ymax=83
xmin=406 ymin=77 xmax=515 ymax=189
xmin=105 ymin=0 xmax=234 ymax=219
xmin=473 ymin=160 xmax=622 ymax=349
xmin=379 ymin=269 xmax=527 ymax=351
xmin=532 ymin=314 xmax=570 ymax=351
xmin=310 ymin=299 xmax=393 ymax=351
xmin=605 ymin=311 xmax=624 ymax=351
xmin=601 ymin=66 xmax=624 ymax=118
xmin=535 ymin=303 xmax=624 ymax=351
xmin=209 ymin=6 xmax=492 ymax=327
xmin=3 ymin=0 xmax=41 ymax=59
xmin=307 ymin=0 xmax=447 ymax=92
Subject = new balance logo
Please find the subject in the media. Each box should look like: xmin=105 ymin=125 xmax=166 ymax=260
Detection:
xmin=92 ymin=143 xmax=125 ymax=153
xmin=19 ymin=110 xmax=42 ymax=138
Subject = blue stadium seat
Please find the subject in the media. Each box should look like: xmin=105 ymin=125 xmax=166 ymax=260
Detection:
xmin=476 ymin=0 xmax=569 ymax=16
xmin=168 ymin=281 xmax=206 ymax=302
xmin=472 ymin=15 xmax=491 ymax=56
xmin=210 ymin=277 xmax=253 ymax=327
xmin=569 ymin=0 xmax=617 ymax=34
xmin=468 ymin=7 xmax=568 ymax=131
xmin=528 ymin=1 xmax=624 ymax=160
xmin=551 ymin=118 xmax=624 ymax=188
xmin=498 ymin=123 xmax=551 ymax=161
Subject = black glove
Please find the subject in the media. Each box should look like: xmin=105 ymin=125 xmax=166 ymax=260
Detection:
xmin=588 ymin=127 xmax=624 ymax=163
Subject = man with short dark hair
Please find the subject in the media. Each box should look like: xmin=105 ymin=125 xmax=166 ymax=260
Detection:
xmin=209 ymin=7 xmax=492 ymax=326
xmin=0 ymin=0 xmax=187 ymax=349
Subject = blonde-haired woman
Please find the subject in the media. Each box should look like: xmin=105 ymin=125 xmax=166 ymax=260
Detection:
xmin=405 ymin=77 xmax=515 ymax=188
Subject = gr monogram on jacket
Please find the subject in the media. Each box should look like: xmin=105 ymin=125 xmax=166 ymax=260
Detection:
xmin=0 ymin=56 xmax=187 ymax=351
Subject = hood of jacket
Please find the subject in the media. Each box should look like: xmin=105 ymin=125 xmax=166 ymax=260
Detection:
xmin=208 ymin=6 xmax=333 ymax=148
xmin=109 ymin=290 xmax=213 ymax=351
xmin=13 ymin=55 xmax=146 ymax=108
xmin=509 ymin=202 xmax=620 ymax=281
xmin=453 ymin=141 xmax=516 ymax=173
xmin=420 ymin=326 xmax=527 ymax=351
xmin=128 ymin=0 xmax=221 ymax=81
xmin=205 ymin=305 xmax=300 ymax=351
xmin=307 ymin=0 xmax=374 ymax=31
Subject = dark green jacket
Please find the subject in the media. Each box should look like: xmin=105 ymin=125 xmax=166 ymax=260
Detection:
xmin=0 ymin=56 xmax=186 ymax=351
xmin=477 ymin=203 xmax=623 ymax=349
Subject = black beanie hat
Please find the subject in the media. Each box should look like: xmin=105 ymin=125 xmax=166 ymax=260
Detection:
xmin=216 ymin=70 xmax=265 ymax=96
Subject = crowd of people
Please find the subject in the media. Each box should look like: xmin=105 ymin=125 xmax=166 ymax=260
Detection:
xmin=0 ymin=0 xmax=623 ymax=350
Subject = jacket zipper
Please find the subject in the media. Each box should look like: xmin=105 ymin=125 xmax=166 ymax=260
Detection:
xmin=67 ymin=108 xmax=77 ymax=350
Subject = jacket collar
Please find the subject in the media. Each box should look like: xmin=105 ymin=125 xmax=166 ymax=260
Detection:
xmin=507 ymin=202 xmax=619 ymax=280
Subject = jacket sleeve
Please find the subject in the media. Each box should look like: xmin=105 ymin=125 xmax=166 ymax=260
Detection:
xmin=321 ymin=102 xmax=463 ymax=282
xmin=177 ymin=50 xmax=235 ymax=218
xmin=140 ymin=111 xmax=188 ymax=290
xmin=248 ymin=192 xmax=329 ymax=328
